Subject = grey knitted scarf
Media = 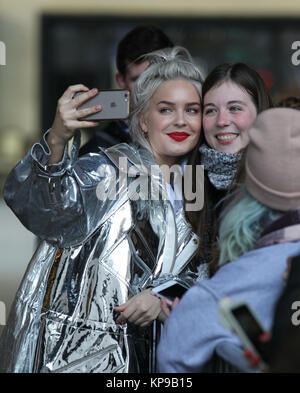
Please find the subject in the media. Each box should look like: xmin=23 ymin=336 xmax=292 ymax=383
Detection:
xmin=199 ymin=144 xmax=242 ymax=190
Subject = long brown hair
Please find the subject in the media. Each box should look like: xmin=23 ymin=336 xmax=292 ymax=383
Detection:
xmin=185 ymin=62 xmax=273 ymax=275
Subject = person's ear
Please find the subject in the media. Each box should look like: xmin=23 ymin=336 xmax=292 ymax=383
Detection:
xmin=138 ymin=112 xmax=148 ymax=133
xmin=116 ymin=72 xmax=126 ymax=89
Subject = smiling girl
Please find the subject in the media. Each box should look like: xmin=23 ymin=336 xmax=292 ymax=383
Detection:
xmin=186 ymin=62 xmax=273 ymax=275
xmin=203 ymin=80 xmax=257 ymax=153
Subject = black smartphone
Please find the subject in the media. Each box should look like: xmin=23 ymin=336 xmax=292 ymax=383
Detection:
xmin=151 ymin=280 xmax=189 ymax=305
xmin=218 ymin=298 xmax=270 ymax=369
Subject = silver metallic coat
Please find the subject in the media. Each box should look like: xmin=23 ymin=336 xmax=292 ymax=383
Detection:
xmin=0 ymin=131 xmax=204 ymax=373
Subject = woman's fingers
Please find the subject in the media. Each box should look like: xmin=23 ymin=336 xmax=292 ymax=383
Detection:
xmin=63 ymin=119 xmax=100 ymax=129
xmin=47 ymin=84 xmax=101 ymax=162
xmin=54 ymin=86 xmax=102 ymax=132
xmin=59 ymin=86 xmax=101 ymax=114
xmin=160 ymin=299 xmax=171 ymax=318
xmin=172 ymin=297 xmax=180 ymax=310
xmin=71 ymin=88 xmax=99 ymax=109
xmin=115 ymin=303 xmax=136 ymax=324
xmin=114 ymin=303 xmax=127 ymax=313
xmin=75 ymin=104 xmax=102 ymax=120
xmin=126 ymin=306 xmax=159 ymax=326
xmin=159 ymin=297 xmax=180 ymax=321
xmin=63 ymin=87 xmax=102 ymax=122
xmin=59 ymin=84 xmax=90 ymax=105
xmin=114 ymin=289 xmax=161 ymax=326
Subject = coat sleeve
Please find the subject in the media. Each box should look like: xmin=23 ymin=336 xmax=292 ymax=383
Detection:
xmin=3 ymin=130 xmax=121 ymax=247
xmin=156 ymin=283 xmax=241 ymax=372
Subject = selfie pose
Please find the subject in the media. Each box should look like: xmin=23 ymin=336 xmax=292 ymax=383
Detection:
xmin=0 ymin=47 xmax=204 ymax=373
xmin=79 ymin=24 xmax=174 ymax=154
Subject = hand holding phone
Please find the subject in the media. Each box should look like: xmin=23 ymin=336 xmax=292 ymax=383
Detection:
xmin=47 ymin=84 xmax=101 ymax=165
xmin=75 ymin=89 xmax=130 ymax=121
xmin=151 ymin=279 xmax=189 ymax=305
xmin=218 ymin=297 xmax=270 ymax=371
xmin=159 ymin=297 xmax=180 ymax=321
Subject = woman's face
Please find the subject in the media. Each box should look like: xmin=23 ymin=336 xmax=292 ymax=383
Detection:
xmin=203 ymin=80 xmax=257 ymax=154
xmin=139 ymin=79 xmax=201 ymax=166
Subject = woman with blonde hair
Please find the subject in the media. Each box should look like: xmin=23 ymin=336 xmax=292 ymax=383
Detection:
xmin=0 ymin=46 xmax=205 ymax=373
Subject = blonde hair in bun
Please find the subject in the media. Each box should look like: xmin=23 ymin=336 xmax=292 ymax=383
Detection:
xmin=130 ymin=46 xmax=205 ymax=151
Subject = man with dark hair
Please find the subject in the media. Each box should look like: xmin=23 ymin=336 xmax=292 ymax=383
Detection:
xmin=79 ymin=25 xmax=173 ymax=155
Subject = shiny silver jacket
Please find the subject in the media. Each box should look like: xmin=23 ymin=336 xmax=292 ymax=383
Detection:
xmin=0 ymin=131 xmax=205 ymax=373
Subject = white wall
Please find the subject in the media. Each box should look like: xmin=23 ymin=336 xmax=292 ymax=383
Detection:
xmin=0 ymin=199 xmax=35 ymax=334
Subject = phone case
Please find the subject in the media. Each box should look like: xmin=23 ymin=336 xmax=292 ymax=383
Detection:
xmin=151 ymin=279 xmax=189 ymax=304
xmin=218 ymin=297 xmax=269 ymax=370
xmin=75 ymin=89 xmax=130 ymax=121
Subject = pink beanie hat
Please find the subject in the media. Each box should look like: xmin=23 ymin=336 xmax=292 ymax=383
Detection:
xmin=245 ymin=107 xmax=300 ymax=211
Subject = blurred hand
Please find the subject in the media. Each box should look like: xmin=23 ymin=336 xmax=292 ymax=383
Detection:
xmin=159 ymin=297 xmax=180 ymax=322
xmin=243 ymin=348 xmax=262 ymax=368
xmin=114 ymin=289 xmax=161 ymax=327
xmin=243 ymin=332 xmax=270 ymax=372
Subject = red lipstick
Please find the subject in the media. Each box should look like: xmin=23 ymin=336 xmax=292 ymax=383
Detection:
xmin=167 ymin=132 xmax=189 ymax=142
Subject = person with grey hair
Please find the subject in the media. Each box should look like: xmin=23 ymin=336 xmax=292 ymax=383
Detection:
xmin=0 ymin=46 xmax=205 ymax=373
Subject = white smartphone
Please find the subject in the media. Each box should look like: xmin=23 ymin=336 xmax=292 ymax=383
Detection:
xmin=75 ymin=89 xmax=130 ymax=121
xmin=151 ymin=279 xmax=189 ymax=305
xmin=218 ymin=297 xmax=270 ymax=370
